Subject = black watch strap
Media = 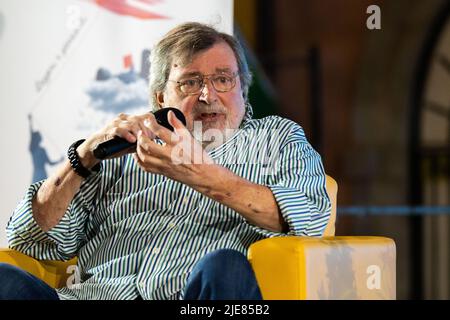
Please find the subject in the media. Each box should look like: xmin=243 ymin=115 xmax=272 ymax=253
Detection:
xmin=67 ymin=139 xmax=100 ymax=179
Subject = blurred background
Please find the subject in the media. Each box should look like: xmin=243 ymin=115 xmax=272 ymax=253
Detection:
xmin=235 ymin=0 xmax=449 ymax=299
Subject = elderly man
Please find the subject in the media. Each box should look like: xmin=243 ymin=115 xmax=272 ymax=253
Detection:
xmin=1 ymin=22 xmax=330 ymax=300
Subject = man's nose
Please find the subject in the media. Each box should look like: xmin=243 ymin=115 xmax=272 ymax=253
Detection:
xmin=198 ymin=79 xmax=217 ymax=104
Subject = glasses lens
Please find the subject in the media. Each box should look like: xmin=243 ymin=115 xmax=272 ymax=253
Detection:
xmin=179 ymin=78 xmax=201 ymax=94
xmin=212 ymin=75 xmax=235 ymax=92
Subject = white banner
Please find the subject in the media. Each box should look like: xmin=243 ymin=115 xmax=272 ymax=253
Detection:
xmin=0 ymin=0 xmax=233 ymax=246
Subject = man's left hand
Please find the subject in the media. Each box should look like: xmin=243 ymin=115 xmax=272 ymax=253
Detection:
xmin=133 ymin=110 xmax=214 ymax=185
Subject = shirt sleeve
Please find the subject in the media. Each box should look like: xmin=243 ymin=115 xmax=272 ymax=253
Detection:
xmin=249 ymin=121 xmax=331 ymax=238
xmin=6 ymin=169 xmax=103 ymax=261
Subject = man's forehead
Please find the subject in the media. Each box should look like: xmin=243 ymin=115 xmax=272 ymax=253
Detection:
xmin=170 ymin=42 xmax=238 ymax=75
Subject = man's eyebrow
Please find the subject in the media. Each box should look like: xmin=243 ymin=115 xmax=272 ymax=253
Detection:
xmin=180 ymin=71 xmax=202 ymax=78
xmin=215 ymin=67 xmax=233 ymax=73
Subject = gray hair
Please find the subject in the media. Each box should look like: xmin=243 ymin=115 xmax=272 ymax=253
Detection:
xmin=149 ymin=22 xmax=252 ymax=111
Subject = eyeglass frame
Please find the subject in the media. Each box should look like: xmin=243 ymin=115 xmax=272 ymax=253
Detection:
xmin=167 ymin=71 xmax=240 ymax=95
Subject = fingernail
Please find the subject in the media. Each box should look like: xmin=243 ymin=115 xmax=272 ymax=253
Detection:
xmin=144 ymin=119 xmax=151 ymax=128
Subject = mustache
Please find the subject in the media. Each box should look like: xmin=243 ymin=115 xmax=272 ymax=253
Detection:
xmin=191 ymin=103 xmax=228 ymax=118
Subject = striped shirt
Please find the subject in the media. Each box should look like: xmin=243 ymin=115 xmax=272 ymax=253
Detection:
xmin=6 ymin=107 xmax=331 ymax=300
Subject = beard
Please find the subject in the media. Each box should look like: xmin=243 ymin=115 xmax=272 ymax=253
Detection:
xmin=189 ymin=102 xmax=242 ymax=150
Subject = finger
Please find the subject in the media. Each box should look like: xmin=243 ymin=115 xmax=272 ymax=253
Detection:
xmin=145 ymin=113 xmax=173 ymax=143
xmin=168 ymin=111 xmax=192 ymax=142
xmin=113 ymin=112 xmax=152 ymax=135
xmin=131 ymin=113 xmax=155 ymax=139
xmin=111 ymin=127 xmax=137 ymax=143
xmin=109 ymin=116 xmax=141 ymax=142
xmin=137 ymin=130 xmax=166 ymax=155
xmin=134 ymin=152 xmax=161 ymax=173
xmin=135 ymin=149 xmax=162 ymax=166
xmin=168 ymin=110 xmax=185 ymax=132
xmin=135 ymin=138 xmax=165 ymax=168
xmin=118 ymin=121 xmax=142 ymax=141
xmin=143 ymin=118 xmax=157 ymax=140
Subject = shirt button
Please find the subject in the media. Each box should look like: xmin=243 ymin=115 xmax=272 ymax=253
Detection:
xmin=182 ymin=197 xmax=188 ymax=204
xmin=139 ymin=282 xmax=145 ymax=288
xmin=153 ymin=247 xmax=161 ymax=254
xmin=168 ymin=222 xmax=176 ymax=228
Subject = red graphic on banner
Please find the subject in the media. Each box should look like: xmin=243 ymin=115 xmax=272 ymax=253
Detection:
xmin=123 ymin=54 xmax=133 ymax=69
xmin=94 ymin=0 xmax=168 ymax=20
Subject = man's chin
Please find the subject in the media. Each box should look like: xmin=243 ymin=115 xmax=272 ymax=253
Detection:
xmin=202 ymin=121 xmax=226 ymax=132
xmin=191 ymin=120 xmax=237 ymax=148
xmin=192 ymin=118 xmax=226 ymax=133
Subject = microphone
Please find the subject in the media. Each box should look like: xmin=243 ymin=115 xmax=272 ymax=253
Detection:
xmin=93 ymin=107 xmax=186 ymax=160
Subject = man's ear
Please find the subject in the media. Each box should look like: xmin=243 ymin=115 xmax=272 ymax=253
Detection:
xmin=155 ymin=92 xmax=165 ymax=107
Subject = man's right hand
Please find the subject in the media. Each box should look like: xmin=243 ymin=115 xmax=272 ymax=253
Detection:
xmin=76 ymin=112 xmax=156 ymax=169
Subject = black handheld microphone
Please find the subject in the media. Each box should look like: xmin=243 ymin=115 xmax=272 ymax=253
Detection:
xmin=93 ymin=107 xmax=186 ymax=160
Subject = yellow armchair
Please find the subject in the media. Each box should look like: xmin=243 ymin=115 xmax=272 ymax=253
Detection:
xmin=248 ymin=176 xmax=396 ymax=299
xmin=0 ymin=248 xmax=76 ymax=288
xmin=0 ymin=175 xmax=396 ymax=299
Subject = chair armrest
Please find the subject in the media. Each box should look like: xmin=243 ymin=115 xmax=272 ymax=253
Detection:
xmin=0 ymin=248 xmax=77 ymax=289
xmin=247 ymin=236 xmax=396 ymax=300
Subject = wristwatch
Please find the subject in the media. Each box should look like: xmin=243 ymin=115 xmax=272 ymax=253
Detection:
xmin=67 ymin=139 xmax=100 ymax=178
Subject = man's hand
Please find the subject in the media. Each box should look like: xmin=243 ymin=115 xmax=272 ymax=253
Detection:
xmin=134 ymin=111 xmax=214 ymax=185
xmin=76 ymin=112 xmax=156 ymax=169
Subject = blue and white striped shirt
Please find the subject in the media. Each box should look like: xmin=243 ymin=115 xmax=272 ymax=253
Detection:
xmin=7 ymin=109 xmax=331 ymax=300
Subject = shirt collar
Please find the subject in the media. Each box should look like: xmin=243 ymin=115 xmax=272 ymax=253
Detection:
xmin=239 ymin=102 xmax=254 ymax=128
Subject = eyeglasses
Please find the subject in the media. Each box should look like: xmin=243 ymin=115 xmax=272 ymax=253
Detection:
xmin=168 ymin=72 xmax=239 ymax=95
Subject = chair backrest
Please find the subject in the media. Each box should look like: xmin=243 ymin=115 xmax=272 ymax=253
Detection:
xmin=322 ymin=175 xmax=338 ymax=237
